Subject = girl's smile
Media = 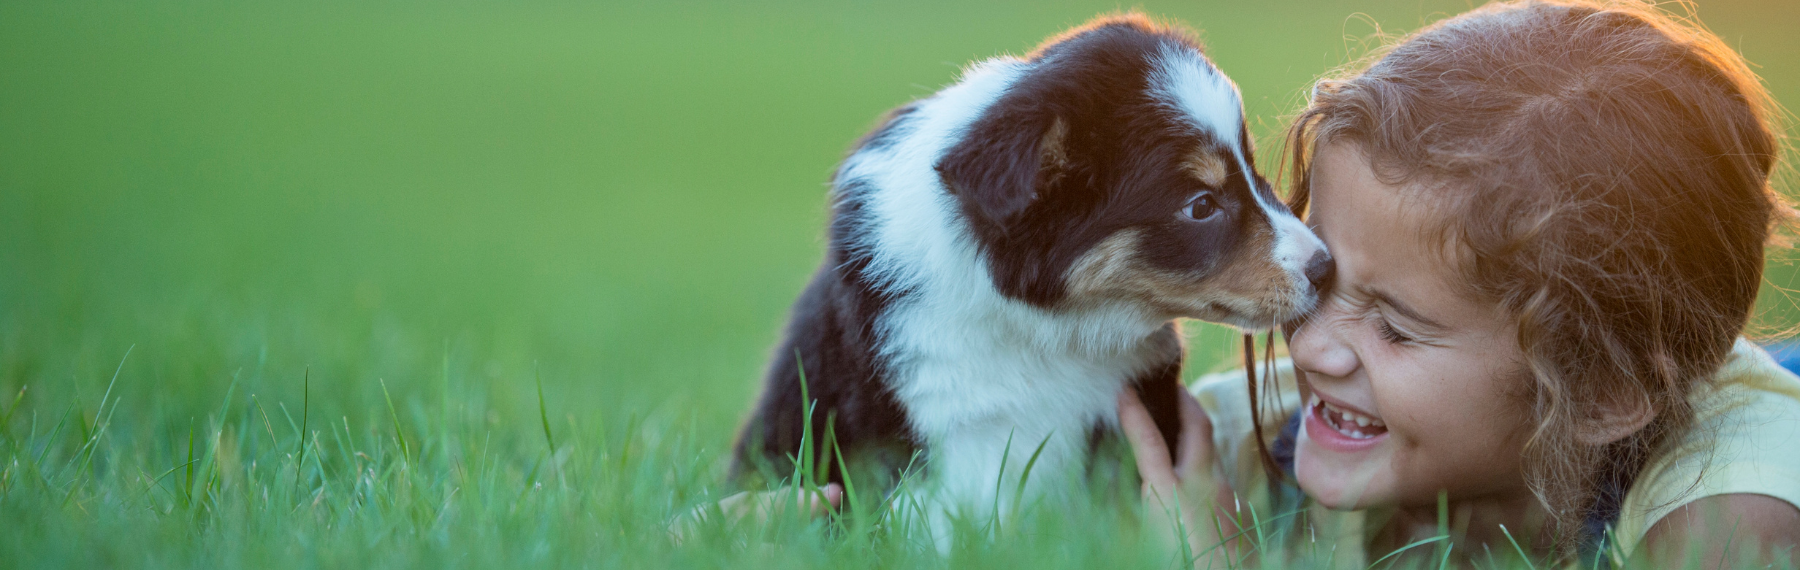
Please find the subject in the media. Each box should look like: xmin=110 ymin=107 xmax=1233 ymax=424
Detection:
xmin=1304 ymin=392 xmax=1388 ymax=448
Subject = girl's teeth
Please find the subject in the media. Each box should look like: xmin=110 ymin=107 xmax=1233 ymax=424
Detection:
xmin=1314 ymin=396 xmax=1389 ymax=438
xmin=1320 ymin=399 xmax=1385 ymax=428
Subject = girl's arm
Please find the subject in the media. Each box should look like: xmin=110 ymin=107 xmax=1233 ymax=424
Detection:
xmin=1642 ymin=493 xmax=1800 ymax=568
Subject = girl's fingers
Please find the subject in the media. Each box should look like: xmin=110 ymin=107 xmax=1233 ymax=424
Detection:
xmin=1118 ymin=389 xmax=1178 ymax=491
xmin=814 ymin=483 xmax=845 ymax=515
xmin=1172 ymin=388 xmax=1215 ymax=478
xmin=716 ymin=483 xmax=843 ymax=520
xmin=669 ymin=484 xmax=841 ymax=543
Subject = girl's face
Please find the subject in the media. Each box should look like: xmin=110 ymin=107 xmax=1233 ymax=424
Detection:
xmin=1288 ymin=142 xmax=1536 ymax=510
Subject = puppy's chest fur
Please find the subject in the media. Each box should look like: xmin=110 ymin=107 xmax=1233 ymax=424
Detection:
xmin=881 ymin=291 xmax=1180 ymax=499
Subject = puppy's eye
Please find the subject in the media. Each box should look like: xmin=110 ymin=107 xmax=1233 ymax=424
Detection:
xmin=1183 ymin=193 xmax=1221 ymax=221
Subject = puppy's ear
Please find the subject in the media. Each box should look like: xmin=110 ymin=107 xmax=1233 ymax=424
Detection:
xmin=937 ymin=115 xmax=1069 ymax=229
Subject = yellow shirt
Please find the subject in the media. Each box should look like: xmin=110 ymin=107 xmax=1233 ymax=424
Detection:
xmin=1189 ymin=339 xmax=1800 ymax=566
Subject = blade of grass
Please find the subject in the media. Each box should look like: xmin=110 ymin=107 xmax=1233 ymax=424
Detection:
xmin=1715 ymin=517 xmax=1744 ymax=570
xmin=534 ymin=362 xmax=564 ymax=488
xmin=1247 ymin=499 xmax=1266 ymax=552
xmin=816 ymin=412 xmax=838 ymax=485
xmin=1498 ymin=524 xmax=1537 ymax=570
xmin=441 ymin=341 xmax=452 ymax=451
xmin=873 ymin=450 xmax=924 ymax=518
xmin=535 ymin=362 xmax=555 ymax=452
xmin=73 ymin=393 xmax=90 ymax=460
xmin=1 ymin=384 xmax=25 ymax=426
xmin=62 ymin=388 xmax=128 ymax=503
xmin=615 ymin=412 xmax=639 ymax=474
xmin=200 ymin=414 xmax=227 ymax=512
xmin=0 ymin=384 xmax=26 ymax=442
xmin=294 ymin=368 xmax=309 ymax=489
xmin=789 ymin=349 xmax=815 ymax=490
xmin=139 ymin=459 xmax=200 ymax=506
xmin=828 ymin=429 xmax=863 ymax=529
xmin=66 ymin=393 xmax=122 ymax=475
xmin=380 ymin=379 xmax=410 ymax=464
xmin=1366 ymin=534 xmax=1448 ymax=570
xmin=213 ymin=369 xmax=240 ymax=430
xmin=93 ymin=345 xmax=131 ymax=429
xmin=184 ymin=419 xmax=196 ymax=507
xmin=1434 ymin=490 xmax=1450 ymax=562
xmin=1008 ymin=431 xmax=1053 ymax=521
xmin=34 ymin=401 xmax=76 ymax=467
xmin=60 ymin=345 xmax=133 ymax=477
xmin=986 ymin=429 xmax=1016 ymax=539
xmin=251 ymin=395 xmax=278 ymax=445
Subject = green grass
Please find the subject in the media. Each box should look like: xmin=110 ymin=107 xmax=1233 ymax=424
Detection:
xmin=0 ymin=0 xmax=1796 ymax=567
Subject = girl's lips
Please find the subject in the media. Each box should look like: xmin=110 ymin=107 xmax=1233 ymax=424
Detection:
xmin=1303 ymin=395 xmax=1390 ymax=452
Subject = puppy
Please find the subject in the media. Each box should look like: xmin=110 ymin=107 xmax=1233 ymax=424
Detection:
xmin=732 ymin=14 xmax=1329 ymax=532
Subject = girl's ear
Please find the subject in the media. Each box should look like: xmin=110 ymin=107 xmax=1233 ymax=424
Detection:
xmin=1576 ymin=389 xmax=1656 ymax=446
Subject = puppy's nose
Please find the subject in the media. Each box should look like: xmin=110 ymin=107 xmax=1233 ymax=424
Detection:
xmin=1303 ymin=250 xmax=1335 ymax=293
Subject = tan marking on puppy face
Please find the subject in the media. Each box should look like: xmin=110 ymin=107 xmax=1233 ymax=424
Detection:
xmin=1184 ymin=152 xmax=1228 ymax=188
xmin=1065 ymin=230 xmax=1146 ymax=300
xmin=1064 ymin=222 xmax=1308 ymax=326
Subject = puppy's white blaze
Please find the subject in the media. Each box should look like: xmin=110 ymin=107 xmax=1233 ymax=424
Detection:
xmin=1148 ymin=45 xmax=1244 ymax=149
xmin=834 ymin=56 xmax=1176 ymax=537
xmin=1150 ymin=46 xmax=1290 ymax=230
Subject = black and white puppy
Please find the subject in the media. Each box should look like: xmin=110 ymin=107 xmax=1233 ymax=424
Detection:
xmin=733 ymin=14 xmax=1329 ymax=527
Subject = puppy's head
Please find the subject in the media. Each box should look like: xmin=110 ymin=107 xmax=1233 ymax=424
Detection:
xmin=936 ymin=15 xmax=1328 ymax=330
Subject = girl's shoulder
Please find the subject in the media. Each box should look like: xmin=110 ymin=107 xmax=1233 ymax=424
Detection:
xmin=1190 ymin=361 xmax=1302 ymax=485
xmin=1613 ymin=339 xmax=1800 ymax=556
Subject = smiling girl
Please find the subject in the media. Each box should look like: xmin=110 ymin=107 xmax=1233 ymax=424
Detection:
xmin=1119 ymin=0 xmax=1800 ymax=566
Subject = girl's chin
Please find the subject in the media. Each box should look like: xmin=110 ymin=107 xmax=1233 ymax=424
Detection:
xmin=1294 ymin=427 xmax=1396 ymax=510
xmin=1293 ymin=451 xmax=1385 ymax=510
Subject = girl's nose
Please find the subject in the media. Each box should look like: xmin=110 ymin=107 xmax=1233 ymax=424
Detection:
xmin=1289 ymin=302 xmax=1359 ymax=381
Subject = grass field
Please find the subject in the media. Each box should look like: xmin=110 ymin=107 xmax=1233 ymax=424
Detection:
xmin=1 ymin=0 xmax=1796 ymax=567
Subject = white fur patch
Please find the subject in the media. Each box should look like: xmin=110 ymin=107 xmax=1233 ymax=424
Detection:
xmin=1147 ymin=44 xmax=1245 ymax=150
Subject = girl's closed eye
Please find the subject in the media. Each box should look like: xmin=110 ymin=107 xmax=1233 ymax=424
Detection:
xmin=1376 ymin=319 xmax=1413 ymax=345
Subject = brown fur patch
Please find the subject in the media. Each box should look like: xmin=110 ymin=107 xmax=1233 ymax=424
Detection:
xmin=1184 ymin=152 xmax=1228 ymax=188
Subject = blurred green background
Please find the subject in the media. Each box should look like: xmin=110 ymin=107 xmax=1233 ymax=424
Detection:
xmin=1 ymin=0 xmax=1796 ymax=471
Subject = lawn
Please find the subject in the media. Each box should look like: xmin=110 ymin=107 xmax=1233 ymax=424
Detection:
xmin=1 ymin=0 xmax=1796 ymax=567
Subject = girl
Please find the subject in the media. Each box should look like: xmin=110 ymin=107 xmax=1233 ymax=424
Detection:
xmin=1120 ymin=0 xmax=1800 ymax=566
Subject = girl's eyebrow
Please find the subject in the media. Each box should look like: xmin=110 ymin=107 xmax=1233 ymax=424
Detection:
xmin=1371 ymin=289 xmax=1448 ymax=331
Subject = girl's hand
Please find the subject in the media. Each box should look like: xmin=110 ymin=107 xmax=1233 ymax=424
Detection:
xmin=1118 ymin=387 xmax=1239 ymax=565
xmin=667 ymin=483 xmax=843 ymax=544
